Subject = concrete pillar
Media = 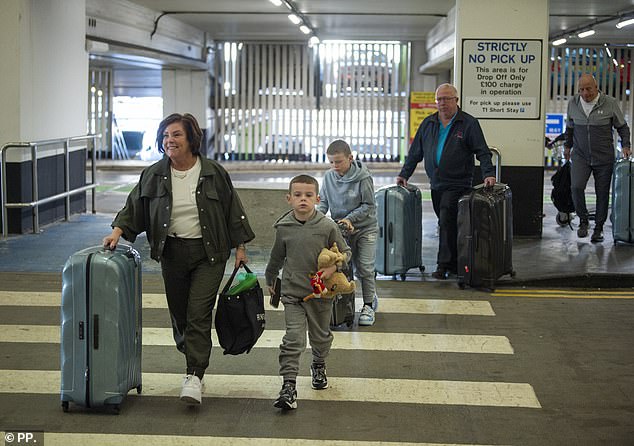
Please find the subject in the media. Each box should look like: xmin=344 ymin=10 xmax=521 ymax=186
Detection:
xmin=0 ymin=0 xmax=88 ymax=234
xmin=454 ymin=0 xmax=548 ymax=237
xmin=162 ymin=69 xmax=212 ymax=156
xmin=0 ymin=0 xmax=87 ymax=143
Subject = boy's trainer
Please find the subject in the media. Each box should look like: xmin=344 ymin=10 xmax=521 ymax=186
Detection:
xmin=274 ymin=382 xmax=298 ymax=410
xmin=358 ymin=305 xmax=375 ymax=326
xmin=310 ymin=362 xmax=329 ymax=389
xmin=180 ymin=374 xmax=203 ymax=405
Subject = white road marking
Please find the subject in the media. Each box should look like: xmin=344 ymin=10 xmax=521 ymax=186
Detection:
xmin=0 ymin=370 xmax=541 ymax=408
xmin=0 ymin=291 xmax=495 ymax=316
xmin=0 ymin=325 xmax=514 ymax=354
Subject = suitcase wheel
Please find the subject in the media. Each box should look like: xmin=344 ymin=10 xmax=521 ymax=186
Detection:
xmin=400 ymin=273 xmax=406 ymax=281
xmin=458 ymin=281 xmax=466 ymax=290
xmin=61 ymin=401 xmax=69 ymax=413
xmin=555 ymin=212 xmax=572 ymax=227
xmin=110 ymin=404 xmax=121 ymax=415
xmin=419 ymin=266 xmax=425 ymax=272
xmin=136 ymin=385 xmax=142 ymax=394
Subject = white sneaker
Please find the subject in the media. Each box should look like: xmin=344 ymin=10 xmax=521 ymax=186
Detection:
xmin=358 ymin=305 xmax=375 ymax=326
xmin=180 ymin=374 xmax=202 ymax=405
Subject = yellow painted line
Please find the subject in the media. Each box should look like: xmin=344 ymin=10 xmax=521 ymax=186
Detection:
xmin=0 ymin=291 xmax=496 ymax=316
xmin=493 ymin=289 xmax=634 ymax=299
xmin=0 ymin=370 xmax=541 ymax=408
xmin=0 ymin=325 xmax=514 ymax=354
xmin=2 ymin=432 xmax=509 ymax=446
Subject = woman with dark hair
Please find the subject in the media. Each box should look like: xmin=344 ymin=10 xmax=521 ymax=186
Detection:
xmin=103 ymin=113 xmax=255 ymax=405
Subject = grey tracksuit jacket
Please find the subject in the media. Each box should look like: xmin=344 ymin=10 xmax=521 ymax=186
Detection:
xmin=265 ymin=210 xmax=351 ymax=302
xmin=565 ymin=92 xmax=631 ymax=165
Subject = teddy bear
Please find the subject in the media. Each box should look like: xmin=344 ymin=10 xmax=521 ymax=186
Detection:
xmin=303 ymin=242 xmax=356 ymax=301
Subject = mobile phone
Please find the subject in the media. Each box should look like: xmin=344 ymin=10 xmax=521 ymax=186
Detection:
xmin=270 ymin=277 xmax=281 ymax=308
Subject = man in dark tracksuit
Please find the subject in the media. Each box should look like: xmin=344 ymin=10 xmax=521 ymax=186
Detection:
xmin=396 ymin=83 xmax=496 ymax=279
xmin=564 ymin=73 xmax=631 ymax=243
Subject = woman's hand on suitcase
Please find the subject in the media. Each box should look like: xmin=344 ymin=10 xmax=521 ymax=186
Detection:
xmin=103 ymin=227 xmax=123 ymax=250
xmin=483 ymin=176 xmax=496 ymax=188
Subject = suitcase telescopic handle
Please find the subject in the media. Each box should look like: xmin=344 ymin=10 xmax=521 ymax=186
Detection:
xmin=489 ymin=146 xmax=501 ymax=182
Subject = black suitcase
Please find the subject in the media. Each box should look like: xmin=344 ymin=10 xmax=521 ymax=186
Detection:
xmin=375 ymin=185 xmax=424 ymax=280
xmin=330 ymin=264 xmax=355 ymax=328
xmin=60 ymin=245 xmax=142 ymax=413
xmin=457 ymin=184 xmax=514 ymax=290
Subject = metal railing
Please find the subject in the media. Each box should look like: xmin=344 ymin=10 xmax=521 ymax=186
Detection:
xmin=1 ymin=135 xmax=100 ymax=239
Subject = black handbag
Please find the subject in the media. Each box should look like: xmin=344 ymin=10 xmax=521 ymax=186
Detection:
xmin=215 ymin=263 xmax=265 ymax=355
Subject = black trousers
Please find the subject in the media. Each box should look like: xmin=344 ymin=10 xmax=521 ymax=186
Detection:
xmin=161 ymin=236 xmax=226 ymax=379
xmin=431 ymin=187 xmax=470 ymax=272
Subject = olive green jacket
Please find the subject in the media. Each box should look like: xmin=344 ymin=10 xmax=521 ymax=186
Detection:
xmin=112 ymin=156 xmax=255 ymax=263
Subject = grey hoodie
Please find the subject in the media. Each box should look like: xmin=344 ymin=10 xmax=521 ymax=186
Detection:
xmin=316 ymin=160 xmax=377 ymax=231
xmin=265 ymin=210 xmax=351 ymax=301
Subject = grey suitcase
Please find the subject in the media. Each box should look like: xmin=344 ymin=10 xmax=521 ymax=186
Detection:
xmin=611 ymin=158 xmax=634 ymax=244
xmin=330 ymin=263 xmax=355 ymax=328
xmin=375 ymin=185 xmax=424 ymax=280
xmin=60 ymin=245 xmax=142 ymax=413
xmin=457 ymin=183 xmax=514 ymax=290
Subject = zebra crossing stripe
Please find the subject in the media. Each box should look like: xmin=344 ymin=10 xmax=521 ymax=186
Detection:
xmin=0 ymin=431 xmax=510 ymax=446
xmin=0 ymin=291 xmax=496 ymax=316
xmin=0 ymin=369 xmax=541 ymax=408
xmin=0 ymin=324 xmax=514 ymax=354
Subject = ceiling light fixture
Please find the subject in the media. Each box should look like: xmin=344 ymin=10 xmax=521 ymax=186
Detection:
xmin=552 ymin=38 xmax=567 ymax=46
xmin=577 ymin=29 xmax=595 ymax=38
xmin=547 ymin=9 xmax=634 ymax=46
xmin=616 ymin=17 xmax=634 ymax=28
xmin=267 ymin=0 xmax=319 ymax=46
xmin=288 ymin=14 xmax=301 ymax=25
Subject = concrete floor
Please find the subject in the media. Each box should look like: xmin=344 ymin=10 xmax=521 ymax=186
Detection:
xmin=0 ymin=162 xmax=633 ymax=445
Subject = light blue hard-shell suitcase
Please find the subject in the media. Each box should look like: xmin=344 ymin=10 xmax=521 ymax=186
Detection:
xmin=374 ymin=184 xmax=424 ymax=280
xmin=611 ymin=158 xmax=634 ymax=244
xmin=60 ymin=244 xmax=142 ymax=413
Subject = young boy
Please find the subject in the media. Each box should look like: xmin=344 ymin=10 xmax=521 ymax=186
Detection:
xmin=265 ymin=174 xmax=351 ymax=410
xmin=316 ymin=140 xmax=379 ymax=326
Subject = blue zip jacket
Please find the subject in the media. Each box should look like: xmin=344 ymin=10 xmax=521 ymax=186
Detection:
xmin=399 ymin=108 xmax=495 ymax=190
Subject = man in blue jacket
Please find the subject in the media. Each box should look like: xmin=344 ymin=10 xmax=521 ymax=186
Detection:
xmin=396 ymin=83 xmax=496 ymax=279
xmin=564 ymin=73 xmax=631 ymax=243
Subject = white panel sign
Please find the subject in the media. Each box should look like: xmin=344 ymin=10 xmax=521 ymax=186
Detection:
xmin=461 ymin=39 xmax=543 ymax=119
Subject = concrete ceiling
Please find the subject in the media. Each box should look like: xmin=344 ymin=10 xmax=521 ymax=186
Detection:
xmin=126 ymin=0 xmax=634 ymax=45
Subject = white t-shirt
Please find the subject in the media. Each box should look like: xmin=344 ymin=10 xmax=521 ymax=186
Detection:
xmin=581 ymin=92 xmax=599 ymax=117
xmin=168 ymin=157 xmax=202 ymax=238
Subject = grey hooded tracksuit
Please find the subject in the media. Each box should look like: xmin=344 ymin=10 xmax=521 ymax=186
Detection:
xmin=565 ymin=92 xmax=631 ymax=228
xmin=265 ymin=210 xmax=351 ymax=381
xmin=317 ymin=160 xmax=378 ymax=305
